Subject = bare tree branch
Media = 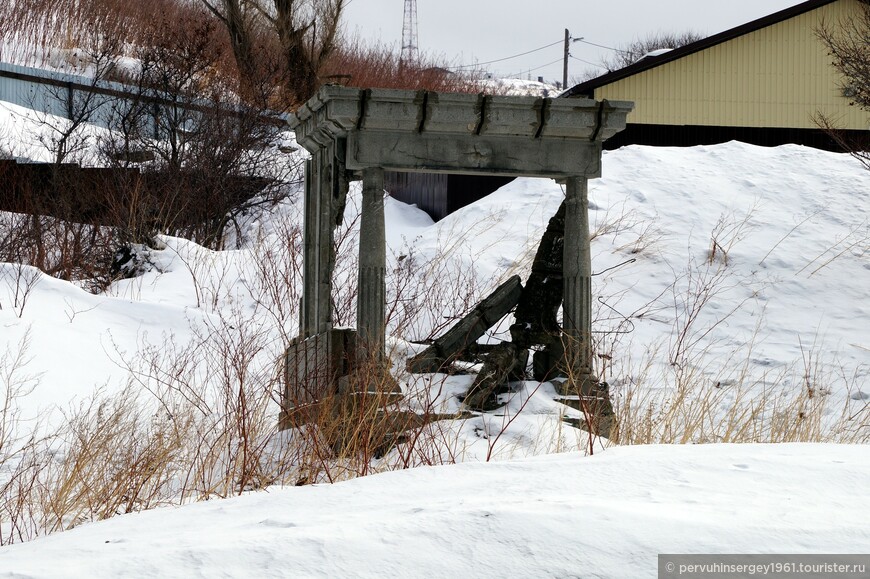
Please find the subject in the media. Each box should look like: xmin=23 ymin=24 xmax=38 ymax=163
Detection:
xmin=816 ymin=0 xmax=870 ymax=111
xmin=815 ymin=0 xmax=870 ymax=168
xmin=188 ymin=0 xmax=346 ymax=106
xmin=600 ymin=30 xmax=706 ymax=72
xmin=199 ymin=0 xmax=230 ymax=25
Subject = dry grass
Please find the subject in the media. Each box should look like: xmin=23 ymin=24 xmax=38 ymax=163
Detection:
xmin=608 ymin=352 xmax=869 ymax=446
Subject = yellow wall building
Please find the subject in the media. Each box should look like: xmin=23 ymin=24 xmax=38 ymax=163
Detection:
xmin=566 ymin=0 xmax=869 ymax=149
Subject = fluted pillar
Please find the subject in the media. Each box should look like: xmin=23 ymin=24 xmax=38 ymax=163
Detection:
xmin=357 ymin=167 xmax=387 ymax=363
xmin=562 ymin=176 xmax=596 ymax=387
xmin=300 ymin=145 xmax=347 ymax=337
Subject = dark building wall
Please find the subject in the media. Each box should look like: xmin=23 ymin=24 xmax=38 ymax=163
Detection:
xmin=602 ymin=123 xmax=867 ymax=152
xmin=384 ymin=171 xmax=449 ymax=220
xmin=385 ymin=171 xmax=513 ymax=222
xmin=0 ymin=160 xmax=268 ymax=224
xmin=445 ymin=174 xmax=514 ymax=216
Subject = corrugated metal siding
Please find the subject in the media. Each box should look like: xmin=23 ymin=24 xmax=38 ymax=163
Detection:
xmin=385 ymin=171 xmax=450 ymax=220
xmin=0 ymin=62 xmax=225 ymax=134
xmin=0 ymin=64 xmax=70 ymax=119
xmin=0 ymin=62 xmax=135 ymax=123
xmin=595 ymin=0 xmax=867 ymax=130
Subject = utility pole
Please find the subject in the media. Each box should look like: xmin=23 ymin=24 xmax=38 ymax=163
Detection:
xmin=563 ymin=28 xmax=570 ymax=89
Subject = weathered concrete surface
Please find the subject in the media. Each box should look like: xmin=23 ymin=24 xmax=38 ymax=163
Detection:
xmin=347 ymin=132 xmax=601 ymax=177
xmin=561 ymin=176 xmax=597 ymax=392
xmin=357 ymin=167 xmax=387 ymax=362
xmin=280 ymin=328 xmax=403 ymax=429
xmin=407 ymin=275 xmax=523 ymax=374
xmin=300 ymin=144 xmax=349 ymax=337
xmin=462 ymin=343 xmax=529 ymax=411
xmin=555 ymin=379 xmax=615 ymax=439
xmin=511 ymin=200 xmax=565 ymax=349
xmin=289 ymin=87 xmax=633 ymax=179
xmin=279 ymin=329 xmax=357 ymax=429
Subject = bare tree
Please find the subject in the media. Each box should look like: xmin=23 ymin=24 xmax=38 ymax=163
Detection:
xmin=30 ymin=32 xmax=126 ymax=165
xmin=600 ymin=30 xmax=705 ymax=72
xmin=0 ymin=0 xmax=176 ymax=66
xmin=815 ymin=0 xmax=870 ymax=170
xmin=198 ymin=0 xmax=347 ymax=107
xmin=91 ymin=12 xmax=294 ymax=249
xmin=196 ymin=0 xmax=264 ymax=102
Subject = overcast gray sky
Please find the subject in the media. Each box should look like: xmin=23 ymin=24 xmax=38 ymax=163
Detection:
xmin=343 ymin=0 xmax=809 ymax=84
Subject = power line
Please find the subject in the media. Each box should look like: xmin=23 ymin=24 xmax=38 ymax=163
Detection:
xmin=574 ymin=38 xmax=627 ymax=53
xmin=450 ymin=39 xmax=563 ymax=70
xmin=570 ymin=55 xmax=605 ymax=68
xmin=503 ymin=56 xmax=565 ymax=79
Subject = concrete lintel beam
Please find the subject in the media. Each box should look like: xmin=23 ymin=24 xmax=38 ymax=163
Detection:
xmin=287 ymin=87 xmax=634 ymax=156
xmin=346 ymin=132 xmax=603 ymax=178
xmin=290 ymin=86 xmax=363 ymax=151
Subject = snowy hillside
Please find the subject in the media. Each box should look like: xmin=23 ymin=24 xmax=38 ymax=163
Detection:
xmin=2 ymin=133 xmax=866 ymax=442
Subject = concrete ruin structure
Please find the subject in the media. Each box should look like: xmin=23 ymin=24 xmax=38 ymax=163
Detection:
xmin=281 ymin=86 xmax=632 ymax=426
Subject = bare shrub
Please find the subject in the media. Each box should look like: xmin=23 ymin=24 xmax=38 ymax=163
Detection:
xmin=609 ymin=345 xmax=869 ymax=446
xmin=0 ymin=0 xmax=227 ymax=73
xmin=595 ymin=213 xmax=868 ymax=446
xmin=600 ymin=30 xmax=706 ymax=72
xmin=1 ymin=158 xmax=868 ymax=550
xmin=817 ymin=1 xmax=870 ymax=111
xmin=0 ymin=332 xmax=50 ymax=545
xmin=0 ymin=264 xmax=42 ymax=318
xmin=812 ymin=113 xmax=870 ymax=171
xmin=95 ymin=12 xmax=295 ymax=250
xmin=324 ymin=37 xmax=482 ymax=94
xmin=40 ymin=388 xmax=183 ymax=531
xmin=814 ymin=1 xmax=870 ymax=169
xmin=238 ymin=203 xmax=305 ymax=341
xmin=0 ymin=169 xmax=124 ymax=291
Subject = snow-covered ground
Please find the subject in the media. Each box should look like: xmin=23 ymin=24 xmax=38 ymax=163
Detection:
xmin=1 ymin=444 xmax=868 ymax=578
xmin=479 ymin=77 xmax=560 ymax=97
xmin=0 ymin=100 xmax=110 ymax=163
xmin=2 ymin=92 xmax=869 ymax=570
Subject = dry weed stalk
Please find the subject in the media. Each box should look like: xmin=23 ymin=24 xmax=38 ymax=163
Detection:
xmin=599 ymin=212 xmax=868 ymax=445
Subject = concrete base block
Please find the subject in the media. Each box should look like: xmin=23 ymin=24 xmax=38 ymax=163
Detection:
xmin=552 ymin=378 xmax=614 ymax=438
xmin=279 ymin=329 xmax=356 ymax=429
xmin=279 ymin=329 xmax=404 ymax=430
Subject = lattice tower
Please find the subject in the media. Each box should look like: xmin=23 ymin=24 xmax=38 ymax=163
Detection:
xmin=401 ymin=0 xmax=419 ymax=64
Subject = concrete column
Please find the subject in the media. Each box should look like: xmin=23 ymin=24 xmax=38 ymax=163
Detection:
xmin=315 ymin=147 xmax=336 ymax=335
xmin=301 ymin=156 xmax=318 ymax=336
xmin=562 ymin=176 xmax=596 ymax=388
xmin=356 ymin=167 xmax=387 ymax=362
xmin=300 ymin=148 xmax=340 ymax=337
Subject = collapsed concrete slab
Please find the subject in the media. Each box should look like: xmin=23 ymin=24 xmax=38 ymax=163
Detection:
xmin=407 ymin=275 xmax=524 ymax=374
